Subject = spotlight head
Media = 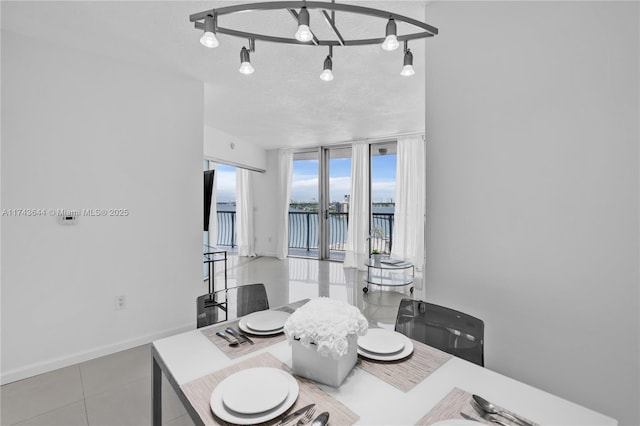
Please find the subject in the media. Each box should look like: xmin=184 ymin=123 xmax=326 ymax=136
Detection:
xmin=200 ymin=15 xmax=219 ymax=48
xmin=320 ymin=55 xmax=334 ymax=81
xmin=381 ymin=18 xmax=399 ymax=51
xmin=400 ymin=49 xmax=415 ymax=76
xmin=239 ymin=47 xmax=254 ymax=74
xmin=295 ymin=7 xmax=313 ymax=42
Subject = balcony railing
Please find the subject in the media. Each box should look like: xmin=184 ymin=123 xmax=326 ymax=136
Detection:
xmin=212 ymin=210 xmax=394 ymax=255
xmin=216 ymin=211 xmax=236 ymax=248
xmin=287 ymin=211 xmax=394 ymax=254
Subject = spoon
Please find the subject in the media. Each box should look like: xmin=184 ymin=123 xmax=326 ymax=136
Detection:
xmin=225 ymin=327 xmax=252 ymax=345
xmin=310 ymin=412 xmax=329 ymax=426
xmin=472 ymin=395 xmax=533 ymax=426
xmin=216 ymin=331 xmax=239 ymax=346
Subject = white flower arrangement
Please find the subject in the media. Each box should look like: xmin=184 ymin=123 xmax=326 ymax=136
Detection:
xmin=284 ymin=297 xmax=368 ymax=359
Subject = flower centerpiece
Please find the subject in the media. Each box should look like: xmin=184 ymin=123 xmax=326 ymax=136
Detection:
xmin=284 ymin=297 xmax=368 ymax=387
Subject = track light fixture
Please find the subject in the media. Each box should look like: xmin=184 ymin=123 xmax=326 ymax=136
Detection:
xmin=295 ymin=7 xmax=314 ymax=42
xmin=381 ymin=18 xmax=399 ymax=51
xmin=200 ymin=15 xmax=219 ymax=48
xmin=320 ymin=46 xmax=334 ymax=81
xmin=401 ymin=42 xmax=415 ymax=77
xmin=190 ymin=2 xmax=438 ymax=79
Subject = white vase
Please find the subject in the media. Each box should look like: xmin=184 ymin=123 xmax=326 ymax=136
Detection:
xmin=291 ymin=334 xmax=358 ymax=387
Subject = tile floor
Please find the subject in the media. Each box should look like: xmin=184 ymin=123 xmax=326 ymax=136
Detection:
xmin=1 ymin=256 xmax=422 ymax=426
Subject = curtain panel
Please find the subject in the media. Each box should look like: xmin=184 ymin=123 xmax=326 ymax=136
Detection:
xmin=276 ymin=150 xmax=293 ymax=260
xmin=236 ymin=168 xmax=256 ymax=257
xmin=343 ymin=142 xmax=370 ymax=269
xmin=391 ymin=134 xmax=425 ymax=268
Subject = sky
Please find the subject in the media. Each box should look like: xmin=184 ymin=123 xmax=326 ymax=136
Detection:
xmin=213 ymin=154 xmax=397 ymax=203
xmin=214 ymin=163 xmax=237 ymax=202
xmin=290 ymin=155 xmax=396 ymax=203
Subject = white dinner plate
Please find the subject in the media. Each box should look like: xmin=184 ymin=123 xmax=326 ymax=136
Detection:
xmin=210 ymin=368 xmax=299 ymax=425
xmin=221 ymin=368 xmax=290 ymax=415
xmin=357 ymin=333 xmax=414 ymax=361
xmin=238 ymin=316 xmax=284 ymax=336
xmin=357 ymin=328 xmax=406 ymax=354
xmin=245 ymin=310 xmax=291 ymax=332
xmin=432 ymin=420 xmax=483 ymax=426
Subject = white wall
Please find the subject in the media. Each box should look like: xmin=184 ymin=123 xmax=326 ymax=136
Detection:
xmin=252 ymin=150 xmax=280 ymax=257
xmin=1 ymin=31 xmax=205 ymax=383
xmin=424 ymin=2 xmax=639 ymax=424
xmin=203 ymin=84 xmax=267 ymax=172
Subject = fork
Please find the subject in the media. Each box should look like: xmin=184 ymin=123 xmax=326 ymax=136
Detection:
xmin=295 ymin=408 xmax=316 ymax=425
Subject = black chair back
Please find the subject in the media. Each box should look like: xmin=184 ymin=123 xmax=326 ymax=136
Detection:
xmin=197 ymin=283 xmax=269 ymax=328
xmin=394 ymin=298 xmax=484 ymax=366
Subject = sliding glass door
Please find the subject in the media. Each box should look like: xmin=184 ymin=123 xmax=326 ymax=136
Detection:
xmin=289 ymin=148 xmax=352 ymax=260
xmin=288 ymin=142 xmax=396 ymax=261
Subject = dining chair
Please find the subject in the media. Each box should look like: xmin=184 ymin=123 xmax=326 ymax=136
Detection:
xmin=394 ymin=298 xmax=485 ymax=366
xmin=197 ymin=283 xmax=269 ymax=328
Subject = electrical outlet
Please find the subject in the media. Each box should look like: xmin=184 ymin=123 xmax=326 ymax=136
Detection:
xmin=115 ymin=295 xmax=126 ymax=310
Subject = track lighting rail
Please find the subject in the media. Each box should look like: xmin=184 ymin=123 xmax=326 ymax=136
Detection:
xmin=190 ymin=0 xmax=437 ymax=79
xmin=190 ymin=1 xmax=437 ymax=46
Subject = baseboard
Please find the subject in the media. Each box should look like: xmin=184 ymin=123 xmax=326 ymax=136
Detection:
xmin=0 ymin=323 xmax=194 ymax=385
xmin=257 ymin=251 xmax=278 ymax=258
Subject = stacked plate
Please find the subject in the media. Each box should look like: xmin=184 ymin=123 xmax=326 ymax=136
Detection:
xmin=210 ymin=367 xmax=299 ymax=424
xmin=238 ymin=310 xmax=290 ymax=336
xmin=357 ymin=328 xmax=414 ymax=361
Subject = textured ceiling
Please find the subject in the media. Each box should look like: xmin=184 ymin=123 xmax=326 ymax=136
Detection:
xmin=1 ymin=1 xmax=431 ymax=149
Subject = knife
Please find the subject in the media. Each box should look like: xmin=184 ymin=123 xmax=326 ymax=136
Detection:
xmin=460 ymin=412 xmax=477 ymax=421
xmin=277 ymin=403 xmax=315 ymax=425
xmin=461 ymin=411 xmax=504 ymax=425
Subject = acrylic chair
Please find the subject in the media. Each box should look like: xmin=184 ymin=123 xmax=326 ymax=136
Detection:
xmin=197 ymin=283 xmax=269 ymax=328
xmin=394 ymin=298 xmax=485 ymax=366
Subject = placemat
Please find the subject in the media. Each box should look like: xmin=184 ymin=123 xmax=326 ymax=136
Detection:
xmin=357 ymin=339 xmax=452 ymax=392
xmin=415 ymin=387 xmax=539 ymax=425
xmin=180 ymin=352 xmax=360 ymax=426
xmin=201 ymin=318 xmax=288 ymax=360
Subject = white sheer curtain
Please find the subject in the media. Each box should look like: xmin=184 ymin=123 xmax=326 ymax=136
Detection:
xmin=391 ymin=134 xmax=425 ymax=268
xmin=236 ymin=168 xmax=256 ymax=257
xmin=276 ymin=150 xmax=293 ymax=260
xmin=343 ymin=142 xmax=370 ymax=269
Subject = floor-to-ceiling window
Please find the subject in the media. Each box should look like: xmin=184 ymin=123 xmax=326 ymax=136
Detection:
xmin=370 ymin=142 xmax=397 ymax=255
xmin=288 ymin=148 xmax=355 ymax=261
xmin=204 ymin=160 xmax=237 ymax=251
xmin=289 ymin=152 xmax=320 ymax=258
xmin=287 ymin=142 xmax=398 ymax=261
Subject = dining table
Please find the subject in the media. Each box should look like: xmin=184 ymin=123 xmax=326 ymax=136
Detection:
xmin=151 ymin=299 xmax=617 ymax=426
